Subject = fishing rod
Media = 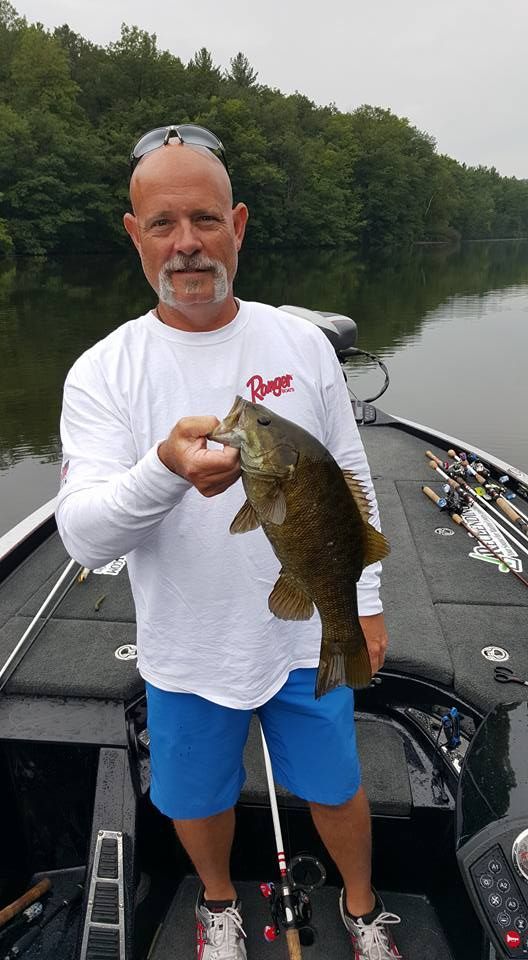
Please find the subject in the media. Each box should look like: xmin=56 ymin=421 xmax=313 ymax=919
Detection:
xmin=0 ymin=558 xmax=87 ymax=692
xmin=422 ymin=486 xmax=528 ymax=589
xmin=449 ymin=447 xmax=528 ymax=504
xmin=2 ymin=885 xmax=83 ymax=959
xmin=427 ymin=451 xmax=528 ymax=541
xmin=259 ymin=723 xmax=312 ymax=960
xmin=426 ymin=457 xmax=528 ymax=557
xmin=428 ymin=461 xmax=528 ymax=559
xmin=446 ymin=449 xmax=528 ymax=528
xmin=0 ymin=880 xmax=51 ymax=931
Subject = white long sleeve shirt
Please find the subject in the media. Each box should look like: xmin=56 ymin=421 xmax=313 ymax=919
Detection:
xmin=56 ymin=300 xmax=383 ymax=708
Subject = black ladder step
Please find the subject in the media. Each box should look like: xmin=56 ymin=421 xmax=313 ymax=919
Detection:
xmin=80 ymin=830 xmax=124 ymax=960
xmin=92 ymin=882 xmax=119 ymax=924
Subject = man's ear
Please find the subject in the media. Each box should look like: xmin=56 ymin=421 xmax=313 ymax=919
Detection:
xmin=123 ymin=212 xmax=141 ymax=252
xmin=232 ymin=203 xmax=249 ymax=251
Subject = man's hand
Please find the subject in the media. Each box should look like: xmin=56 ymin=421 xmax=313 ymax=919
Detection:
xmin=158 ymin=416 xmax=240 ymax=497
xmin=359 ymin=612 xmax=389 ymax=674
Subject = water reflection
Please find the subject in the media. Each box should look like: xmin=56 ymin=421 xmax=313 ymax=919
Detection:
xmin=1 ymin=241 xmax=528 ymax=534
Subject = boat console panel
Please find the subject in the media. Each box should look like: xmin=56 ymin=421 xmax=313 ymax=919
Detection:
xmin=456 ymin=701 xmax=528 ymax=958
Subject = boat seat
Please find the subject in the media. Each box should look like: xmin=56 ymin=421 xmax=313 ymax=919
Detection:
xmin=241 ymin=713 xmax=412 ymax=817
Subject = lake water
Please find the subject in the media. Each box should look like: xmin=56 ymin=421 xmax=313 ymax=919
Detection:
xmin=1 ymin=241 xmax=527 ymax=537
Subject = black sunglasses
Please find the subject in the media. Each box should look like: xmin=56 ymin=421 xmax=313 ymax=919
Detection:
xmin=129 ymin=123 xmax=229 ymax=175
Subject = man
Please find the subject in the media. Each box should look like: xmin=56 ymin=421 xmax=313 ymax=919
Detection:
xmin=56 ymin=124 xmax=402 ymax=960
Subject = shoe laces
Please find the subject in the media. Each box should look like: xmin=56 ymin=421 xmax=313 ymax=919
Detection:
xmin=201 ymin=904 xmax=246 ymax=956
xmin=355 ymin=912 xmax=402 ymax=960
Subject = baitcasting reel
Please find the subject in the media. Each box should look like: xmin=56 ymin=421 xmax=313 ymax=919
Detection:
xmin=260 ymin=854 xmax=326 ymax=946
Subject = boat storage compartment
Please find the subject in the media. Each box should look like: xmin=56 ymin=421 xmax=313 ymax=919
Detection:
xmin=456 ymin=700 xmax=528 ymax=958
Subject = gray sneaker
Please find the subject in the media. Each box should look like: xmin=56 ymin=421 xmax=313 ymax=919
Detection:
xmin=339 ymin=888 xmax=402 ymax=960
xmin=195 ymin=889 xmax=247 ymax=960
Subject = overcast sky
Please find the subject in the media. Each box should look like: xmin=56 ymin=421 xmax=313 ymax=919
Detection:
xmin=15 ymin=0 xmax=528 ymax=179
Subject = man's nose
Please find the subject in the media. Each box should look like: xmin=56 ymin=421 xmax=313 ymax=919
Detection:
xmin=172 ymin=221 xmax=202 ymax=256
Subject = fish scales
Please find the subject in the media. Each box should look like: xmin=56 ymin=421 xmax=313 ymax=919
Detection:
xmin=210 ymin=396 xmax=389 ymax=697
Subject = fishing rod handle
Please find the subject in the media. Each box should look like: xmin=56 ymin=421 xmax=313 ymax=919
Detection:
xmin=0 ymin=880 xmax=51 ymax=929
xmin=285 ymin=927 xmax=303 ymax=960
xmin=422 ymin=487 xmax=445 ymax=506
xmin=496 ymin=496 xmax=525 ymax=525
xmin=428 ymin=460 xmax=454 ymax=484
xmin=425 ymin=450 xmax=444 ymax=466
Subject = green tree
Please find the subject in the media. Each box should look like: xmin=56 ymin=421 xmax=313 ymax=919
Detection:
xmin=226 ymin=52 xmax=259 ymax=88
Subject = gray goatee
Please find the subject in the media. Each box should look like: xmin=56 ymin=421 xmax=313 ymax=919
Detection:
xmin=158 ymin=254 xmax=230 ymax=307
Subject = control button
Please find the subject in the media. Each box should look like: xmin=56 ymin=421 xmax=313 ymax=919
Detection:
xmin=498 ymin=912 xmax=512 ymax=927
xmin=506 ymin=898 xmax=519 ymax=912
xmin=504 ymin=930 xmax=521 ymax=949
xmin=480 ymin=874 xmax=494 ymax=889
xmin=497 ymin=879 xmax=511 ymax=893
xmin=515 ymin=916 xmax=528 ymax=932
xmin=489 ymin=859 xmax=502 ymax=874
xmin=489 ymin=893 xmax=503 ymax=908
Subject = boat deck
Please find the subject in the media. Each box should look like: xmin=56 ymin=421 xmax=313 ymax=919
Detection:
xmin=151 ymin=879 xmax=454 ymax=960
xmin=1 ymin=413 xmax=527 ymax=718
xmin=3 ymin=412 xmax=522 ymax=960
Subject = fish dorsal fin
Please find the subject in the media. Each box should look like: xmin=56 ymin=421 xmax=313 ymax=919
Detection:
xmin=260 ymin=485 xmax=287 ymax=525
xmin=363 ymin=524 xmax=391 ymax=567
xmin=230 ymin=500 xmax=261 ymax=534
xmin=342 ymin=470 xmax=372 ymax=524
xmin=269 ymin=571 xmax=314 ymax=621
xmin=341 ymin=470 xmax=390 ymax=566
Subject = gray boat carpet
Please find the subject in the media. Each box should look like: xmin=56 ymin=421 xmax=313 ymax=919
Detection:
xmin=150 ymin=877 xmax=455 ymax=960
xmin=438 ymin=603 xmax=528 ymax=711
xmin=0 ymin=614 xmax=142 ymax=699
xmin=395 ymin=479 xmax=528 ymax=609
xmin=374 ymin=479 xmax=453 ymax=686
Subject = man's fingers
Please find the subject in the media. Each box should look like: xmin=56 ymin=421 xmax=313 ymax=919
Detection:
xmin=192 ymin=445 xmax=240 ymax=471
xmin=177 ymin=415 xmax=221 ymax=440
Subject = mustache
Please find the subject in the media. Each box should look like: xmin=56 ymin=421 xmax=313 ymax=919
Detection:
xmin=161 ymin=254 xmax=221 ymax=275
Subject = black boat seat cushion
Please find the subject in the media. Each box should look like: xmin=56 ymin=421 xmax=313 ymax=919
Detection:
xmin=241 ymin=714 xmax=412 ymax=817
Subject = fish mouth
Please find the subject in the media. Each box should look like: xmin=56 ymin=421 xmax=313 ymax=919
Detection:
xmin=208 ymin=395 xmax=247 ymax=447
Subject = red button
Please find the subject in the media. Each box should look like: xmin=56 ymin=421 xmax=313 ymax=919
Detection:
xmin=505 ymin=930 xmax=521 ymax=948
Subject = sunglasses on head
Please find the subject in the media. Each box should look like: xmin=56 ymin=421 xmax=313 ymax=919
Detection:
xmin=129 ymin=123 xmax=229 ymax=175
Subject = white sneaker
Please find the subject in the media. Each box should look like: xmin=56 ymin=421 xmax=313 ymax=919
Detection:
xmin=339 ymin=888 xmax=402 ymax=960
xmin=195 ymin=889 xmax=247 ymax=960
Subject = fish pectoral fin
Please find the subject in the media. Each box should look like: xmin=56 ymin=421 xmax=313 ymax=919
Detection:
xmin=269 ymin=572 xmax=314 ymax=620
xmin=259 ymin=486 xmax=287 ymax=525
xmin=363 ymin=523 xmax=390 ymax=566
xmin=342 ymin=470 xmax=372 ymax=524
xmin=229 ymin=500 xmax=261 ymax=534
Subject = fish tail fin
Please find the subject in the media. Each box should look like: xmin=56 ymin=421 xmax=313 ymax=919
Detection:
xmin=315 ymin=626 xmax=372 ymax=698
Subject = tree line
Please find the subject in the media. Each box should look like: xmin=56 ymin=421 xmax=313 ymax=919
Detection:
xmin=1 ymin=0 xmax=527 ymax=256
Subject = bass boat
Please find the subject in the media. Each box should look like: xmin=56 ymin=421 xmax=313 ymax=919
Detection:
xmin=0 ymin=306 xmax=527 ymax=960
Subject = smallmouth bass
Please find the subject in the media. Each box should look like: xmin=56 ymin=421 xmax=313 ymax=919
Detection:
xmin=210 ymin=396 xmax=389 ymax=697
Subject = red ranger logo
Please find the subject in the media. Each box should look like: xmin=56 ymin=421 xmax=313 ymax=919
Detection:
xmin=246 ymin=373 xmax=295 ymax=403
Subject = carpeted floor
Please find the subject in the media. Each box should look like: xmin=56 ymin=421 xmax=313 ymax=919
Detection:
xmin=150 ymin=877 xmax=455 ymax=960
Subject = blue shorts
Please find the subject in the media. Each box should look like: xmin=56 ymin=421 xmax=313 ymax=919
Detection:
xmin=145 ymin=668 xmax=361 ymax=819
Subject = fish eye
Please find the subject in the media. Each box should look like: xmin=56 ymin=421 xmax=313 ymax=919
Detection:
xmin=257 ymin=415 xmax=272 ymax=426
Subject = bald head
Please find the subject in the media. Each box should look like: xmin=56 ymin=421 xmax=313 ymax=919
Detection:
xmin=122 ymin=138 xmax=249 ymax=329
xmin=129 ymin=143 xmax=233 ymax=213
